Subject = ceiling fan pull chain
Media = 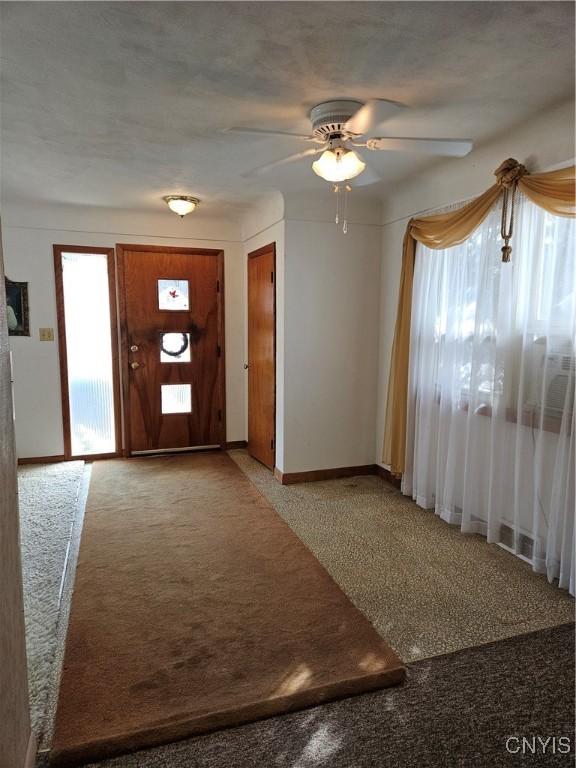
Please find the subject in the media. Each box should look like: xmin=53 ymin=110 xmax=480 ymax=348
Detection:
xmin=334 ymin=183 xmax=340 ymax=224
xmin=342 ymin=184 xmax=351 ymax=234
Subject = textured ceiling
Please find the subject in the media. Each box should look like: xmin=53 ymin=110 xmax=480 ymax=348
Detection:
xmin=0 ymin=1 xmax=574 ymax=217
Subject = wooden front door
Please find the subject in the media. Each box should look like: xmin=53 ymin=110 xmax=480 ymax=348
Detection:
xmin=117 ymin=245 xmax=225 ymax=454
xmin=247 ymin=243 xmax=276 ymax=469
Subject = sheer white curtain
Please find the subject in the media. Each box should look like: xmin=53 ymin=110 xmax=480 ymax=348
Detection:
xmin=403 ymin=195 xmax=575 ymax=594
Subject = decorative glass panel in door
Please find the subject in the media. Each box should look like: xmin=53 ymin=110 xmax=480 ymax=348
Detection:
xmin=158 ymin=279 xmax=189 ymax=310
xmin=161 ymin=384 xmax=192 ymax=414
xmin=160 ymin=332 xmax=191 ymax=363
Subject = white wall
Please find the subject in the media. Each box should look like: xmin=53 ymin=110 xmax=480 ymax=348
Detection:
xmin=240 ymin=189 xmax=383 ymax=475
xmin=376 ymin=98 xmax=576 ymax=467
xmin=0 ymin=220 xmax=34 ymax=768
xmin=282 ymin=190 xmax=382 ymax=473
xmin=2 ymin=202 xmax=245 ymax=457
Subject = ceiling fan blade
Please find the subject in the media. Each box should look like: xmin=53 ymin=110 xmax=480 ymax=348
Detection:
xmin=344 ymin=99 xmax=404 ymax=136
xmin=366 ymin=137 xmax=473 ymax=156
xmin=242 ymin=147 xmax=323 ymax=178
xmin=223 ymin=127 xmax=316 ymax=141
xmin=351 ymin=162 xmax=382 ymax=187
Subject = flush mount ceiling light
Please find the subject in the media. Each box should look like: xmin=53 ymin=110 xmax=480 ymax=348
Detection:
xmin=163 ymin=195 xmax=200 ymax=217
xmin=312 ymin=146 xmax=366 ymax=182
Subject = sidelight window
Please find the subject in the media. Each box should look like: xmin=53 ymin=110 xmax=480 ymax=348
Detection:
xmin=58 ymin=250 xmax=117 ymax=455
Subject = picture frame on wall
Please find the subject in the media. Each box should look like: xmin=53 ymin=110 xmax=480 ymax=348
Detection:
xmin=5 ymin=277 xmax=30 ymax=336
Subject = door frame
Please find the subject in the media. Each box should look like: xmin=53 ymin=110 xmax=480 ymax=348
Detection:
xmin=53 ymin=244 xmax=122 ymax=460
xmin=247 ymin=242 xmax=276 ymax=469
xmin=116 ymin=244 xmax=226 ymax=457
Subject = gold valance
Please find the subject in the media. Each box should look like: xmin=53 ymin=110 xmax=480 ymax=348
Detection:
xmin=382 ymin=161 xmax=575 ymax=476
xmin=519 ymin=165 xmax=576 ymax=217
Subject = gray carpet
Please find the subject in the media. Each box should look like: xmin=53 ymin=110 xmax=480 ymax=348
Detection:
xmin=18 ymin=461 xmax=84 ymax=739
xmin=40 ymin=623 xmax=574 ymax=767
xmin=230 ymin=451 xmax=574 ymax=661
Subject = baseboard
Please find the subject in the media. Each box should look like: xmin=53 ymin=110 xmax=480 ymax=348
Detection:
xmin=224 ymin=440 xmax=248 ymax=450
xmin=275 ymin=464 xmax=377 ymax=485
xmin=273 ymin=463 xmax=403 ymax=487
xmin=24 ymin=731 xmax=37 ymax=768
xmin=375 ymin=464 xmax=402 ymax=489
xmin=17 ymin=454 xmax=66 ymax=465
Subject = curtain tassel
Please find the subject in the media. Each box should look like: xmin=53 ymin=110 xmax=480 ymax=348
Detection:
xmin=500 ymin=183 xmax=516 ymax=263
xmin=494 ymin=158 xmax=528 ymax=262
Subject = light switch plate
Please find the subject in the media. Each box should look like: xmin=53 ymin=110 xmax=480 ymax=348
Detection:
xmin=39 ymin=327 xmax=55 ymax=341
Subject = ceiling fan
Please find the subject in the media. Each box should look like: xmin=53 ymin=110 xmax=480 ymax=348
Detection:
xmin=225 ymin=99 xmax=474 ymax=185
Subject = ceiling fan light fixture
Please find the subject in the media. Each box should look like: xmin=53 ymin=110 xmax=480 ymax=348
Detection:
xmin=163 ymin=195 xmax=200 ymax=217
xmin=312 ymin=148 xmax=366 ymax=182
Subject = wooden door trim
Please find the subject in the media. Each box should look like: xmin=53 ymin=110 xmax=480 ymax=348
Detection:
xmin=116 ymin=243 xmax=224 ymax=255
xmin=116 ymin=244 xmax=226 ymax=456
xmin=53 ymin=245 xmax=122 ymax=460
xmin=247 ymin=241 xmax=276 ymax=469
xmin=216 ymin=254 xmax=227 ymax=450
xmin=248 ymin=243 xmax=276 ymax=260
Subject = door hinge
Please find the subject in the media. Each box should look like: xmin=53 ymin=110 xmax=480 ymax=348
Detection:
xmin=271 ymin=271 xmax=275 ymax=283
xmin=270 ymin=438 xmax=275 ymax=450
xmin=216 ymin=280 xmax=220 ymax=293
xmin=217 ymin=344 xmax=221 ymax=357
xmin=218 ymin=409 xmax=222 ymax=422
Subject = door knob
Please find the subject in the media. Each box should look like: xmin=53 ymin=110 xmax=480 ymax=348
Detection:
xmin=130 ymin=344 xmax=139 ymax=352
xmin=130 ymin=361 xmax=141 ymax=370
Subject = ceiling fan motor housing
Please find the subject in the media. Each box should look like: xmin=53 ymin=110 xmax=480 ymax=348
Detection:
xmin=309 ymin=100 xmax=363 ymax=140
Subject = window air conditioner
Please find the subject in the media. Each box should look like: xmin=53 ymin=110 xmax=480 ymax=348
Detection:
xmin=525 ymin=337 xmax=575 ymax=421
xmin=543 ymin=351 xmax=575 ymax=419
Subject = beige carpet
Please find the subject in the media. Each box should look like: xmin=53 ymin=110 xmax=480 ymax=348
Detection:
xmin=50 ymin=453 xmax=404 ymax=766
xmin=230 ymin=451 xmax=575 ymax=662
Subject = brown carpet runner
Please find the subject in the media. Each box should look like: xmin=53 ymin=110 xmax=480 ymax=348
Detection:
xmin=51 ymin=452 xmax=404 ymax=765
